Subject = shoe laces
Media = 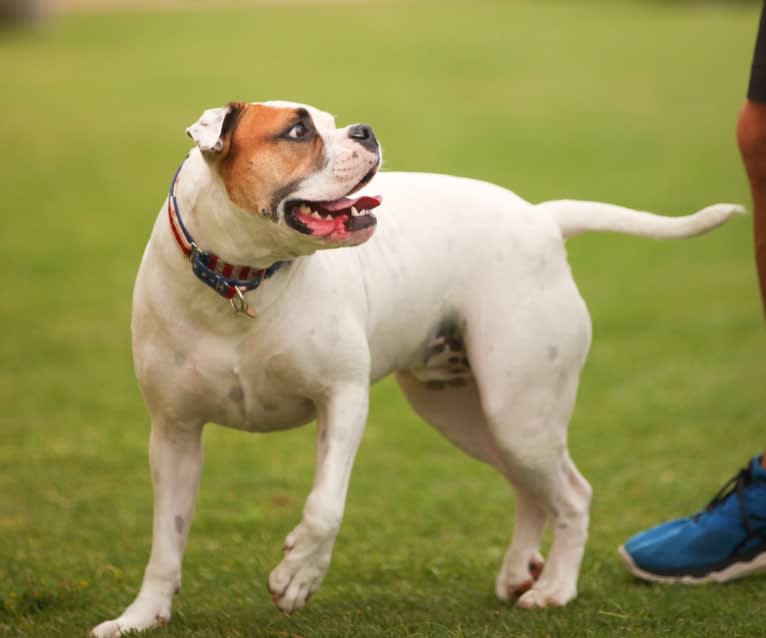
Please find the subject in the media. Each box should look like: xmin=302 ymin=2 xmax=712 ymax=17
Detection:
xmin=701 ymin=465 xmax=766 ymax=546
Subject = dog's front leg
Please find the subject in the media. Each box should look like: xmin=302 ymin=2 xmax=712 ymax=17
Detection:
xmin=92 ymin=421 xmax=204 ymax=637
xmin=268 ymin=383 xmax=369 ymax=613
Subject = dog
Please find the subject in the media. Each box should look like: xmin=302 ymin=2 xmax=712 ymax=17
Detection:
xmin=91 ymin=100 xmax=741 ymax=637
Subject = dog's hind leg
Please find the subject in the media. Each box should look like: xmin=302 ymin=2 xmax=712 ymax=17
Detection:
xmin=395 ymin=372 xmax=547 ymax=599
xmin=495 ymin=485 xmax=547 ymax=600
xmin=476 ymin=366 xmax=592 ymax=608
xmin=466 ymin=274 xmax=593 ymax=608
xmin=91 ymin=420 xmax=204 ymax=637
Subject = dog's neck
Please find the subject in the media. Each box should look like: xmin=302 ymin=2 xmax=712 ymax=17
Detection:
xmin=171 ymin=150 xmax=303 ymax=270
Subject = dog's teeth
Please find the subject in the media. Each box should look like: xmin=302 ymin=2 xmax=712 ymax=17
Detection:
xmin=351 ymin=206 xmax=359 ymax=217
xmin=311 ymin=211 xmax=321 ymax=219
xmin=322 ymin=213 xmax=333 ymax=220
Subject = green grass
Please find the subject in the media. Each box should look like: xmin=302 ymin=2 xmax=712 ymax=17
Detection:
xmin=2 ymin=1 xmax=765 ymax=636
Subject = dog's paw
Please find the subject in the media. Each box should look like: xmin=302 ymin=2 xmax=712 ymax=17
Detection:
xmin=268 ymin=526 xmax=333 ymax=613
xmin=268 ymin=560 xmax=326 ymax=613
xmin=91 ymin=604 xmax=170 ymax=637
xmin=495 ymin=552 xmax=544 ymax=600
xmin=516 ymin=581 xmax=576 ymax=609
xmin=91 ymin=620 xmax=124 ymax=638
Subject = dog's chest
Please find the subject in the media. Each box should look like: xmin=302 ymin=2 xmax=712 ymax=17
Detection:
xmin=139 ymin=323 xmax=317 ymax=432
xmin=220 ymin=382 xmax=316 ymax=432
xmin=209 ymin=347 xmax=318 ymax=432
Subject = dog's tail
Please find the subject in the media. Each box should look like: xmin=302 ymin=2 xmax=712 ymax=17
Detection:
xmin=540 ymin=200 xmax=745 ymax=240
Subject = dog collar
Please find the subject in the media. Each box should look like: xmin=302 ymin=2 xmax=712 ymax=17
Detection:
xmin=167 ymin=159 xmax=287 ymax=318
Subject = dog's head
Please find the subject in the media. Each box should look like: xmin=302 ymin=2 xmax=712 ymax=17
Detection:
xmin=186 ymin=101 xmax=382 ymax=250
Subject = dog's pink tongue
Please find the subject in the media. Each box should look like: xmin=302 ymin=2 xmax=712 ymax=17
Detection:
xmin=321 ymin=195 xmax=382 ymax=212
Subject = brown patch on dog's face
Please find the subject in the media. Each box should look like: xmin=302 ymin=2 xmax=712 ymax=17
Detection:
xmin=218 ymin=104 xmax=326 ymax=217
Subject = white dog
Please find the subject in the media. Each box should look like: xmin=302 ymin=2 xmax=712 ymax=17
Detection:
xmin=92 ymin=100 xmax=741 ymax=637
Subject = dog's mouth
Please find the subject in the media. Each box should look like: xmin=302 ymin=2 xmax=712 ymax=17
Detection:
xmin=283 ymin=160 xmax=383 ymax=243
xmin=284 ymin=176 xmax=382 ymax=242
xmin=285 ymin=193 xmax=382 ymax=235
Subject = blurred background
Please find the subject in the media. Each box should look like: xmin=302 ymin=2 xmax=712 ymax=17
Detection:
xmin=1 ymin=1 xmax=765 ymax=636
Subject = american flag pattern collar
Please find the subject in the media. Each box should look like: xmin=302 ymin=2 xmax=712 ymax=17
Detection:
xmin=166 ymin=159 xmax=287 ymax=318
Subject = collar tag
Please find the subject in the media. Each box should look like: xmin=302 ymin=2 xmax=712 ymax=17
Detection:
xmin=230 ymin=287 xmax=257 ymax=318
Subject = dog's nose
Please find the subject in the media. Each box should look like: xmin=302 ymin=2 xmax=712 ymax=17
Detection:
xmin=348 ymin=124 xmax=378 ymax=153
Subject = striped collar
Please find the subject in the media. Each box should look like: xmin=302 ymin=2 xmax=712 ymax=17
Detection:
xmin=167 ymin=159 xmax=287 ymax=318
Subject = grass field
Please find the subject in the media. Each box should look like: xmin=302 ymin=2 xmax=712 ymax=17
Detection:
xmin=2 ymin=1 xmax=765 ymax=636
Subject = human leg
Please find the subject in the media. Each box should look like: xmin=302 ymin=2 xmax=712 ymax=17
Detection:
xmin=618 ymin=2 xmax=766 ymax=585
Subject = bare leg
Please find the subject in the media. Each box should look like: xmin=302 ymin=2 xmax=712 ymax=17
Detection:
xmin=736 ymin=93 xmax=766 ymax=462
xmin=737 ymin=99 xmax=766 ymax=317
xmin=619 ymin=17 xmax=766 ymax=582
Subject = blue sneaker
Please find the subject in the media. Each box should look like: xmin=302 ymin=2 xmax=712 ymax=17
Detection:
xmin=618 ymin=456 xmax=766 ymax=583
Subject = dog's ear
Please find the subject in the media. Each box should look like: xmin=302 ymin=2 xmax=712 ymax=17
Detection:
xmin=186 ymin=102 xmax=244 ymax=158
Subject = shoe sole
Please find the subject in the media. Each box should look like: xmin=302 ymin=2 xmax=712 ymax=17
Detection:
xmin=618 ymin=544 xmax=766 ymax=584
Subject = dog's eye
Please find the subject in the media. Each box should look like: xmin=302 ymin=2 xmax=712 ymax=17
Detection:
xmin=286 ymin=122 xmax=309 ymax=139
